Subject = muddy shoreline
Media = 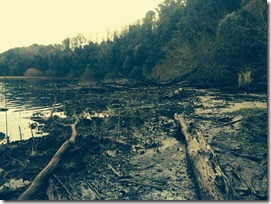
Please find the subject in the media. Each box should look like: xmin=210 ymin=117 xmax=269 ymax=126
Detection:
xmin=0 ymin=83 xmax=267 ymax=200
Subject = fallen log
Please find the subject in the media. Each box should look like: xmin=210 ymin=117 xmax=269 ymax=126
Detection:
xmin=161 ymin=88 xmax=184 ymax=99
xmin=174 ymin=113 xmax=236 ymax=200
xmin=17 ymin=115 xmax=80 ymax=200
xmin=63 ymin=82 xmax=82 ymax=91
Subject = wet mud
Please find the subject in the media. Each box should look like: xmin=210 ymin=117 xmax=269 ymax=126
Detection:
xmin=0 ymin=82 xmax=267 ymax=200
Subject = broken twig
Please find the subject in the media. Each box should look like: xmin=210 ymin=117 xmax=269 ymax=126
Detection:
xmin=53 ymin=174 xmax=74 ymax=200
xmin=108 ymin=163 xmax=121 ymax=177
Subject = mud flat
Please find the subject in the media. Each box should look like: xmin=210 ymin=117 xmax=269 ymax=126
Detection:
xmin=0 ymin=84 xmax=267 ymax=200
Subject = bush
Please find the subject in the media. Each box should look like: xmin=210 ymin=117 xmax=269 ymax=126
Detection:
xmin=238 ymin=69 xmax=251 ymax=88
xmin=24 ymin=68 xmax=43 ymax=76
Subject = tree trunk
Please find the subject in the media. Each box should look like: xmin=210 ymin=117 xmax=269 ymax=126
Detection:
xmin=174 ymin=113 xmax=236 ymax=200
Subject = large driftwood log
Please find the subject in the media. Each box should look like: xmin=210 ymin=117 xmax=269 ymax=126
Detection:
xmin=174 ymin=113 xmax=235 ymax=200
xmin=17 ymin=115 xmax=80 ymax=200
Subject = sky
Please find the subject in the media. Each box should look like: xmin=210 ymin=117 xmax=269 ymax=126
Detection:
xmin=0 ymin=0 xmax=164 ymax=53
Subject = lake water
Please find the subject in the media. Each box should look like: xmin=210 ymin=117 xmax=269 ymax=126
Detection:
xmin=0 ymin=79 xmax=72 ymax=143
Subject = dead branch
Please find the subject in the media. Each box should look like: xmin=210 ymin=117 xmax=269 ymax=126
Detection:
xmin=227 ymin=163 xmax=266 ymax=199
xmin=214 ymin=118 xmax=243 ymax=128
xmin=6 ymin=154 xmax=25 ymax=168
xmin=170 ymin=182 xmax=182 ymax=189
xmin=108 ymin=163 xmax=121 ymax=177
xmin=17 ymin=114 xmax=80 ymax=200
xmin=104 ymin=137 xmax=129 ymax=146
xmin=52 ymin=174 xmax=74 ymax=200
xmin=230 ymin=152 xmax=262 ymax=162
xmin=63 ymin=82 xmax=82 ymax=91
xmin=85 ymin=180 xmax=101 ymax=199
xmin=161 ymin=88 xmax=184 ymax=99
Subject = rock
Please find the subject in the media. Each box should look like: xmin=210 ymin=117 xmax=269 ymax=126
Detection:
xmin=106 ymin=150 xmax=117 ymax=157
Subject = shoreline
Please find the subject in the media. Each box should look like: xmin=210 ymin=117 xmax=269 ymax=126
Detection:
xmin=0 ymin=76 xmax=78 ymax=80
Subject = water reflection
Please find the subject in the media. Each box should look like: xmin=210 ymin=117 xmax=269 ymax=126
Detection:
xmin=0 ymin=79 xmax=72 ymax=143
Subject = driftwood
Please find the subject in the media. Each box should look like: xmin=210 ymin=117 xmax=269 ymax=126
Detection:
xmin=85 ymin=180 xmax=101 ymax=200
xmin=227 ymin=163 xmax=266 ymax=199
xmin=17 ymin=115 xmax=80 ymax=200
xmin=174 ymin=113 xmax=235 ymax=200
xmin=108 ymin=163 xmax=121 ymax=177
xmin=230 ymin=152 xmax=262 ymax=162
xmin=62 ymin=82 xmax=82 ymax=91
xmin=214 ymin=118 xmax=243 ymax=128
xmin=161 ymin=88 xmax=184 ymax=99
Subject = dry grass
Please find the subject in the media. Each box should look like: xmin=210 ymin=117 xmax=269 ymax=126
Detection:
xmin=238 ymin=69 xmax=252 ymax=88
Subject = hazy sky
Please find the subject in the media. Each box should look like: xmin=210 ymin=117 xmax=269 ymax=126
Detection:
xmin=0 ymin=0 xmax=164 ymax=53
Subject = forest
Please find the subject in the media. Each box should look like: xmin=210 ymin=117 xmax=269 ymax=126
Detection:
xmin=0 ymin=0 xmax=267 ymax=89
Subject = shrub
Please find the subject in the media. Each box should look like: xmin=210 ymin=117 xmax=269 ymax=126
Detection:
xmin=24 ymin=68 xmax=43 ymax=76
xmin=238 ymin=69 xmax=252 ymax=88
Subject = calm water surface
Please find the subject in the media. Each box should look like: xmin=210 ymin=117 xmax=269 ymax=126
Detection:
xmin=0 ymin=79 xmax=73 ymax=143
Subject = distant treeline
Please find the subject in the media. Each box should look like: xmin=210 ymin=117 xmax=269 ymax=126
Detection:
xmin=0 ymin=0 xmax=267 ymax=88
